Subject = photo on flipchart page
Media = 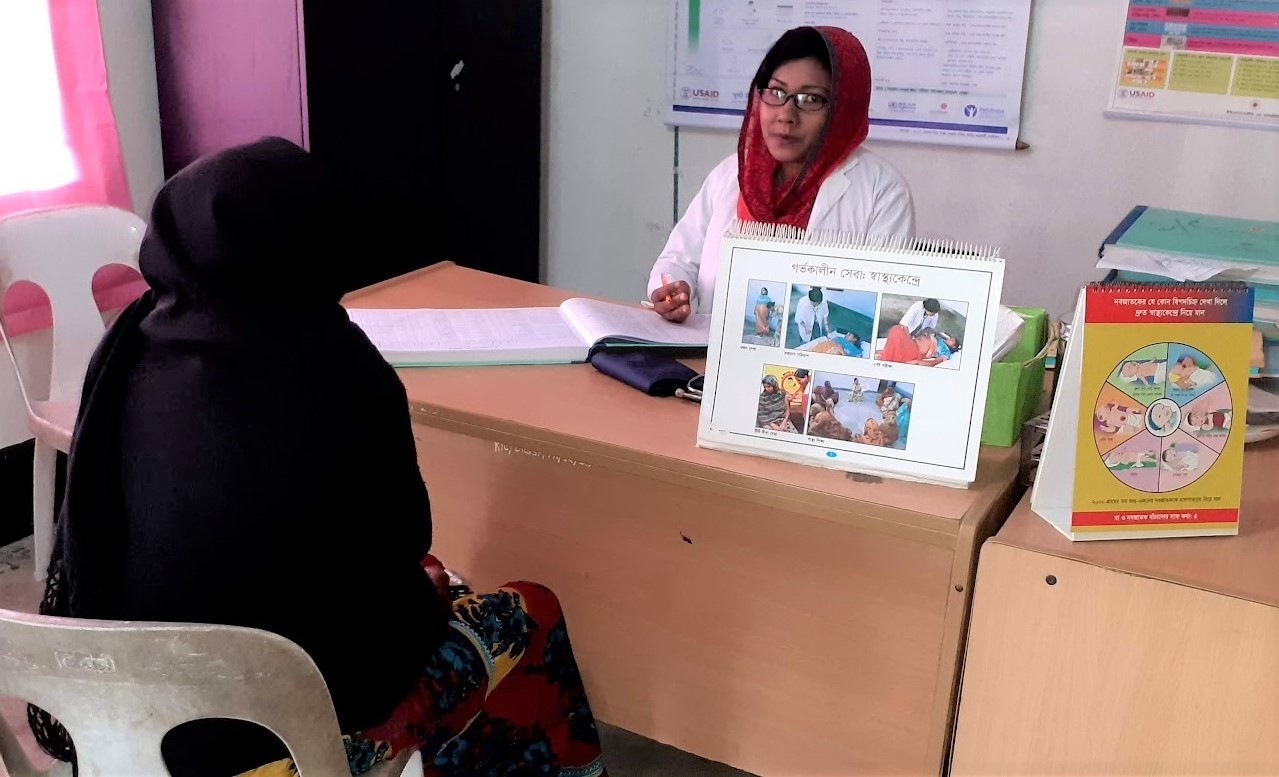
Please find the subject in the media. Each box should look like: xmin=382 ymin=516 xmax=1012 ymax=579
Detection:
xmin=756 ymin=364 xmax=813 ymax=436
xmin=784 ymin=284 xmax=876 ymax=357
xmin=805 ymin=372 xmax=915 ymax=451
xmin=874 ymin=294 xmax=969 ymax=370
xmin=741 ymin=278 xmax=787 ymax=348
xmin=1166 ymin=344 xmax=1223 ymax=399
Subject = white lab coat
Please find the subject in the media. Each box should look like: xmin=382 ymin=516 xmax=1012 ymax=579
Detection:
xmin=899 ymin=300 xmax=939 ymax=335
xmin=648 ymin=147 xmax=916 ymax=314
xmin=793 ymin=296 xmax=830 ymax=341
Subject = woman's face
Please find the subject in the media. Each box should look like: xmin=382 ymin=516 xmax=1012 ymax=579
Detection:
xmin=759 ymin=57 xmax=832 ymax=172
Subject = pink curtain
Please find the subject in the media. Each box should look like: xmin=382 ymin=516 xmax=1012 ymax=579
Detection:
xmin=1 ymin=0 xmax=145 ymax=340
xmin=0 ymin=0 xmax=130 ymax=216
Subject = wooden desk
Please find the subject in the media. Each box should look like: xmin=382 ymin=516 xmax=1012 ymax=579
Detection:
xmin=951 ymin=439 xmax=1279 ymax=777
xmin=345 ymin=263 xmax=1022 ymax=776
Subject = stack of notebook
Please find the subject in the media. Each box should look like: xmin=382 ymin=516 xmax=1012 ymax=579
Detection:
xmin=1096 ymin=205 xmax=1279 ymax=441
xmin=1096 ymin=205 xmax=1279 ymax=377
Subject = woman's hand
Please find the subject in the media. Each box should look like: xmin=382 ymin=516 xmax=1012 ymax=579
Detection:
xmin=650 ymin=280 xmax=692 ymax=322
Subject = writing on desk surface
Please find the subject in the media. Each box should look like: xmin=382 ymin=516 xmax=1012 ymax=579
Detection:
xmin=494 ymin=442 xmax=591 ymax=468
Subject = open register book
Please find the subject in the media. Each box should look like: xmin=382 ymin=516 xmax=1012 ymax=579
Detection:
xmin=696 ymin=222 xmax=1005 ymax=488
xmin=347 ymin=298 xmax=711 ymax=366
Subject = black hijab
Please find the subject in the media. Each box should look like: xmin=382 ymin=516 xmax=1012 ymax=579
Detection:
xmin=34 ymin=138 xmax=447 ymax=772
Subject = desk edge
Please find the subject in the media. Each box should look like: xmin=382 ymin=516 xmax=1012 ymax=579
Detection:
xmin=409 ymin=403 xmax=990 ymax=550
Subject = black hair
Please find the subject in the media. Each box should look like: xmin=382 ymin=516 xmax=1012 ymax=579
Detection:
xmin=808 ymin=287 xmax=823 ymax=303
xmin=760 ymin=287 xmax=768 ymax=295
xmin=752 ymin=27 xmax=832 ymax=92
xmin=795 ymin=368 xmax=811 ymax=379
xmin=923 ymin=298 xmax=941 ymax=313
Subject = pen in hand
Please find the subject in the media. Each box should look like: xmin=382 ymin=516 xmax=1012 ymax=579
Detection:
xmin=642 ymin=274 xmax=676 ymax=309
xmin=646 ymin=274 xmax=691 ymax=321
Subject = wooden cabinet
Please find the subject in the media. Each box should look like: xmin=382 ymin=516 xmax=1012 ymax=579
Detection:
xmin=951 ymin=441 xmax=1279 ymax=776
xmin=151 ymin=0 xmax=542 ymax=285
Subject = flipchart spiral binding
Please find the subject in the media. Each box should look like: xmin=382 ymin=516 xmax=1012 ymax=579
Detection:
xmin=1088 ymin=280 xmax=1250 ymax=294
xmin=727 ymin=218 xmax=1002 ymax=261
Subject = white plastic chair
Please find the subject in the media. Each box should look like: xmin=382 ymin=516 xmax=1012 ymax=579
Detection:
xmin=0 ymin=328 xmax=50 ymax=451
xmin=0 ymin=606 xmax=423 ymax=776
xmin=0 ymin=205 xmax=146 ymax=581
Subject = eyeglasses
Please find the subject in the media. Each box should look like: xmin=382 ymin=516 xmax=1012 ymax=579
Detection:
xmin=675 ymin=374 xmax=704 ymax=403
xmin=757 ymin=87 xmax=829 ymax=112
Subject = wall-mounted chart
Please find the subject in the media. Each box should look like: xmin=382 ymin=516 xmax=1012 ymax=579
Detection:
xmin=667 ymin=0 xmax=1033 ymax=148
xmin=1107 ymin=0 xmax=1279 ymax=131
xmin=1092 ymin=342 xmax=1234 ymax=493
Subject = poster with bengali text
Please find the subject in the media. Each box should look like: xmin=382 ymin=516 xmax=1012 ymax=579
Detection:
xmin=1108 ymin=0 xmax=1279 ymax=129
xmin=667 ymin=0 xmax=1032 ymax=149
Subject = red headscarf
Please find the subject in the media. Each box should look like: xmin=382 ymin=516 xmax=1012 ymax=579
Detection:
xmin=736 ymin=27 xmax=872 ymax=230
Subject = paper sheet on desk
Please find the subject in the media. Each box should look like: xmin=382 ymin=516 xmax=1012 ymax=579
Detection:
xmin=992 ymin=306 xmax=1025 ymax=362
xmin=1098 ymin=252 xmax=1257 ymax=283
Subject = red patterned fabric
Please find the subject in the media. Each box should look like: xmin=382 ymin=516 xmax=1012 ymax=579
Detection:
xmin=736 ymin=27 xmax=872 ymax=229
xmin=877 ymin=324 xmax=919 ymax=363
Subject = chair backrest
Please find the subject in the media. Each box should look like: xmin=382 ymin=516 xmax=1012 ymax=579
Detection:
xmin=0 ymin=607 xmax=351 ymax=776
xmin=0 ymin=206 xmax=145 ymax=406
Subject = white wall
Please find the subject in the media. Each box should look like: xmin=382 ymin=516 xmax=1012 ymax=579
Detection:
xmin=97 ymin=0 xmax=164 ymax=215
xmin=545 ymin=0 xmax=1279 ymax=318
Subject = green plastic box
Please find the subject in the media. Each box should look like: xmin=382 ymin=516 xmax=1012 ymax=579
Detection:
xmin=981 ymin=307 xmax=1050 ymax=448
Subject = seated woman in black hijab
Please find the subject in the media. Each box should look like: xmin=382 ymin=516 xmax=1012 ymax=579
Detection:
xmin=29 ymin=138 xmax=607 ymax=777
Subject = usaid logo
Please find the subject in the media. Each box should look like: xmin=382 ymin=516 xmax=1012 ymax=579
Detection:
xmin=1119 ymin=88 xmax=1156 ymax=99
xmin=681 ymin=87 xmax=719 ymax=100
xmin=963 ymin=104 xmax=978 ymax=117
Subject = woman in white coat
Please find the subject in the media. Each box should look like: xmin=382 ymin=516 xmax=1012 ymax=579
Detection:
xmin=649 ymin=26 xmax=915 ymax=322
